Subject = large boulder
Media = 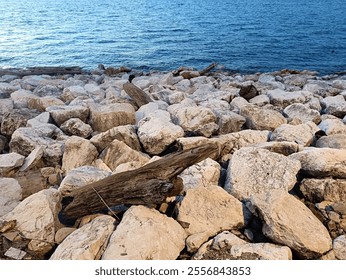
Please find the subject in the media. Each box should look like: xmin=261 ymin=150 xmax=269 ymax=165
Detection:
xmin=316 ymin=134 xmax=346 ymax=149
xmin=28 ymin=96 xmax=65 ymax=112
xmin=176 ymin=186 xmax=245 ymax=239
xmin=99 ymin=139 xmax=149 ymax=171
xmin=1 ymin=109 xmax=39 ymax=136
xmin=178 ymin=158 xmax=220 ymax=191
xmin=89 ymin=103 xmax=135 ymax=132
xmin=318 ymin=118 xmax=346 ymax=135
xmin=61 ymin=136 xmax=98 ymax=173
xmin=137 ymin=110 xmax=184 ymax=155
xmin=321 ymin=95 xmax=346 ymax=117
xmin=267 ymin=89 xmax=306 ymax=107
xmin=60 ymin=118 xmax=93 ymax=138
xmin=270 ymin=122 xmax=319 ymax=146
xmin=50 ymin=215 xmax=116 ymax=260
xmin=46 ymin=105 xmax=89 ymax=126
xmin=0 ymin=152 xmax=25 ymax=176
xmin=102 ymin=206 xmax=186 ymax=260
xmin=225 ymin=147 xmax=301 ymax=200
xmin=253 ymin=192 xmax=332 ymax=259
xmin=240 ymin=105 xmax=287 ymax=131
xmin=289 ymin=148 xmax=346 ymax=178
xmin=283 ymin=103 xmax=321 ymax=124
xmin=10 ymin=89 xmax=38 ymax=109
xmin=59 ymin=166 xmax=111 ymax=197
xmin=300 ymin=178 xmax=346 ymax=203
xmin=168 ymin=105 xmax=218 ymax=137
xmin=2 ymin=189 xmax=62 ymax=253
xmin=90 ymin=125 xmax=141 ymax=152
xmin=0 ymin=178 xmax=22 ymax=217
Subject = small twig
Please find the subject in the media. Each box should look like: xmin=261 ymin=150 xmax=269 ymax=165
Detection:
xmin=91 ymin=186 xmax=121 ymax=222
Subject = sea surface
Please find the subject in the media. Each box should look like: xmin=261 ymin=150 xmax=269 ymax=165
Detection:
xmin=0 ymin=0 xmax=345 ymax=74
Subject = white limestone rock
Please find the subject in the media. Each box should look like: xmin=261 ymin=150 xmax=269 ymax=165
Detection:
xmin=0 ymin=152 xmax=25 ymax=175
xmin=178 ymin=158 xmax=220 ymax=191
xmin=60 ymin=118 xmax=93 ymax=138
xmin=225 ymin=147 xmax=301 ymax=200
xmin=46 ymin=105 xmax=89 ymax=126
xmin=0 ymin=178 xmax=22 ymax=217
xmin=19 ymin=146 xmax=44 ymax=172
xmin=135 ymin=101 xmax=168 ymax=124
xmin=89 ymin=103 xmax=135 ymax=132
xmin=231 ymin=243 xmax=292 ymax=260
xmin=321 ymin=95 xmax=346 ymax=117
xmin=240 ymin=105 xmax=287 ymax=131
xmin=283 ymin=103 xmax=321 ymax=124
xmin=289 ymin=147 xmax=346 ymax=178
xmin=168 ymin=105 xmax=218 ymax=137
xmin=50 ymin=215 xmax=116 ymax=260
xmin=318 ymin=118 xmax=346 ymax=135
xmin=61 ymin=136 xmax=99 ymax=173
xmin=137 ymin=110 xmax=184 ymax=155
xmin=102 ymin=205 xmax=186 ymax=260
xmin=99 ymin=139 xmax=149 ymax=171
xmin=176 ymin=186 xmax=245 ymax=237
xmin=267 ymin=89 xmax=306 ymax=107
xmin=10 ymin=89 xmax=38 ymax=108
xmin=333 ymin=235 xmax=346 ymax=260
xmin=249 ymin=94 xmax=270 ymax=106
xmin=2 ymin=189 xmax=62 ymax=250
xmin=270 ymin=121 xmax=319 ymax=146
xmin=253 ymin=191 xmax=332 ymax=259
xmin=59 ymin=166 xmax=111 ymax=197
xmin=90 ymin=125 xmax=141 ymax=152
xmin=60 ymin=85 xmax=88 ymax=103
xmin=26 ymin=112 xmax=52 ymax=127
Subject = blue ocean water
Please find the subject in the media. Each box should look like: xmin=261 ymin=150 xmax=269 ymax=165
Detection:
xmin=0 ymin=0 xmax=345 ymax=74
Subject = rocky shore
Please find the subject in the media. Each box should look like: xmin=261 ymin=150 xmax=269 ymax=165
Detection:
xmin=0 ymin=65 xmax=346 ymax=260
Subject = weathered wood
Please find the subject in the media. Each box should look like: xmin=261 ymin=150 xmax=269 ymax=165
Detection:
xmin=123 ymin=82 xmax=153 ymax=108
xmin=0 ymin=66 xmax=83 ymax=77
xmin=59 ymin=143 xmax=219 ymax=221
xmin=199 ymin=62 xmax=218 ymax=76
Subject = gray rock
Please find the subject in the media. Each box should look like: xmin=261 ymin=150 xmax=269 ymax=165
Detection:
xmin=240 ymin=105 xmax=287 ymax=131
xmin=178 ymin=158 xmax=220 ymax=191
xmin=289 ymin=147 xmax=346 ymax=178
xmin=230 ymin=243 xmax=292 ymax=260
xmin=1 ymin=109 xmax=39 ymax=136
xmin=0 ymin=152 xmax=25 ymax=175
xmin=249 ymin=94 xmax=270 ymax=106
xmin=27 ymin=112 xmax=52 ymax=127
xmin=50 ymin=215 xmax=115 ymax=260
xmin=270 ymin=121 xmax=319 ymax=146
xmin=239 ymin=84 xmax=259 ymax=100
xmin=47 ymin=105 xmax=89 ymax=126
xmin=90 ymin=125 xmax=141 ymax=152
xmin=135 ymin=101 xmax=169 ymax=124
xmin=10 ymin=89 xmax=38 ymax=108
xmin=225 ymin=147 xmax=301 ymax=200
xmin=253 ymin=192 xmax=332 ymax=259
xmin=300 ymin=178 xmax=346 ymax=203
xmin=4 ymin=247 xmax=27 ymax=260
xmin=333 ymin=235 xmax=346 ymax=260
xmin=19 ymin=146 xmax=44 ymax=172
xmin=60 ymin=85 xmax=88 ymax=103
xmin=321 ymin=95 xmax=346 ymax=117
xmin=137 ymin=111 xmax=184 ymax=154
xmin=89 ymin=103 xmax=135 ymax=132
xmin=168 ymin=105 xmax=218 ymax=137
xmin=332 ymin=79 xmax=346 ymax=90
xmin=60 ymin=118 xmax=93 ymax=138
xmin=0 ymin=178 xmax=22 ymax=217
xmin=318 ymin=118 xmax=346 ymax=135
xmin=283 ymin=103 xmax=321 ymax=124
xmin=316 ymin=134 xmax=346 ymax=149
xmin=102 ymin=205 xmax=186 ymax=260
xmin=59 ymin=166 xmax=111 ymax=197
xmin=0 ymin=99 xmax=14 ymax=116
xmin=99 ymin=139 xmax=149 ymax=171
xmin=61 ymin=136 xmax=99 ymax=173
xmin=267 ymin=89 xmax=306 ymax=107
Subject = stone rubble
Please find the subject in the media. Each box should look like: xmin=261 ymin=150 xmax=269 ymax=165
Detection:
xmin=0 ymin=67 xmax=345 ymax=260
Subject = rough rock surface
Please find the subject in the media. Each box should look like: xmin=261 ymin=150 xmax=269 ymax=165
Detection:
xmin=316 ymin=134 xmax=346 ymax=149
xmin=0 ymin=178 xmax=22 ymax=217
xmin=225 ymin=147 xmax=301 ymax=200
xmin=318 ymin=118 xmax=346 ymax=135
xmin=58 ymin=166 xmax=111 ymax=197
xmin=89 ymin=103 xmax=135 ymax=132
xmin=102 ymin=206 xmax=186 ymax=260
xmin=99 ymin=139 xmax=149 ymax=171
xmin=60 ymin=118 xmax=93 ymax=138
xmin=253 ymin=192 xmax=332 ymax=258
xmin=333 ymin=235 xmax=346 ymax=260
xmin=0 ymin=152 xmax=25 ymax=175
xmin=240 ymin=105 xmax=287 ymax=131
xmin=289 ymin=148 xmax=346 ymax=178
xmin=267 ymin=89 xmax=306 ymax=107
xmin=47 ymin=105 xmax=89 ymax=126
xmin=61 ymin=136 xmax=98 ymax=173
xmin=177 ymin=186 xmax=245 ymax=237
xmin=283 ymin=103 xmax=321 ymax=124
xmin=50 ymin=215 xmax=115 ymax=260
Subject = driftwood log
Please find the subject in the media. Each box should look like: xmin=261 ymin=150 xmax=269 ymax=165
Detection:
xmin=0 ymin=66 xmax=83 ymax=77
xmin=199 ymin=62 xmax=218 ymax=76
xmin=59 ymin=143 xmax=219 ymax=222
xmin=123 ymin=82 xmax=153 ymax=108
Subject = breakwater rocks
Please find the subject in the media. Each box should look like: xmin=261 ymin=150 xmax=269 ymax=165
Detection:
xmin=1 ymin=65 xmax=346 ymax=260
